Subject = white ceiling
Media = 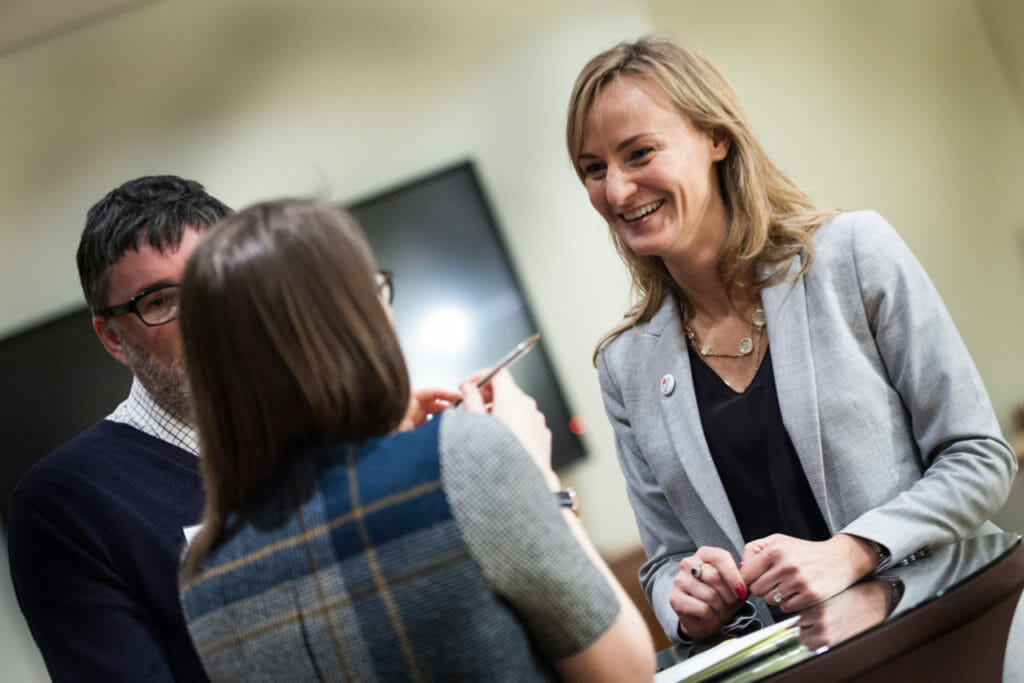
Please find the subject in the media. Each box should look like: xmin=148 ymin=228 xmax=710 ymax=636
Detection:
xmin=2 ymin=0 xmax=1023 ymax=114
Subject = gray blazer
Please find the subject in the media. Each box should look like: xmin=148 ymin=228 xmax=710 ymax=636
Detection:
xmin=596 ymin=210 xmax=1017 ymax=640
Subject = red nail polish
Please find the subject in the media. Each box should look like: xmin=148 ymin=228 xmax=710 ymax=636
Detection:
xmin=735 ymin=585 xmax=748 ymax=599
xmin=738 ymin=561 xmax=744 ymax=569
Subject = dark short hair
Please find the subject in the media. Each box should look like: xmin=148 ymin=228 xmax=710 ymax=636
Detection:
xmin=76 ymin=175 xmax=232 ymax=313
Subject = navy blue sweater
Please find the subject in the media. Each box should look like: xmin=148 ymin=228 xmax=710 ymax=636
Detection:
xmin=7 ymin=420 xmax=208 ymax=682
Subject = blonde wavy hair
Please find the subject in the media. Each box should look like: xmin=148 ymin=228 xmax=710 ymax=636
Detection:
xmin=566 ymin=36 xmax=839 ymax=360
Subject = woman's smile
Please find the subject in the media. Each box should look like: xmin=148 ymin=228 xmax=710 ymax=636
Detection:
xmin=621 ymin=199 xmax=665 ymax=222
xmin=578 ymin=76 xmax=730 ymax=260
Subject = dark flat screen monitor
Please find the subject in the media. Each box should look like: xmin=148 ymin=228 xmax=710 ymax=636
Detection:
xmin=0 ymin=161 xmax=585 ymax=525
xmin=348 ymin=161 xmax=585 ymax=471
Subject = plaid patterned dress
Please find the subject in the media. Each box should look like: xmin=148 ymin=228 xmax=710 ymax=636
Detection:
xmin=180 ymin=410 xmax=618 ymax=681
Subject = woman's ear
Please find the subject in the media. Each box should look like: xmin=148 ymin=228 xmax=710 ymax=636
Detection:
xmin=710 ymin=129 xmax=732 ymax=161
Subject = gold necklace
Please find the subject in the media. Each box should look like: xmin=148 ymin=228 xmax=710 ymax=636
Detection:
xmin=684 ymin=306 xmax=766 ymax=358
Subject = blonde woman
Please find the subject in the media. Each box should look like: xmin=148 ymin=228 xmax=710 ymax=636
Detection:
xmin=567 ymin=36 xmax=1016 ymax=642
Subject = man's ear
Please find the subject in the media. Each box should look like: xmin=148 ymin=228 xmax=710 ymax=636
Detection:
xmin=93 ymin=316 xmax=128 ymax=366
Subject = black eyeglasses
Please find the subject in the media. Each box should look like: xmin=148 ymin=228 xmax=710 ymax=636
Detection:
xmin=375 ymin=270 xmax=394 ymax=304
xmin=98 ymin=284 xmax=181 ymax=327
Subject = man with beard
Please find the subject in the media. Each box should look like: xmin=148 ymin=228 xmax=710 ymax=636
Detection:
xmin=7 ymin=175 xmax=231 ymax=682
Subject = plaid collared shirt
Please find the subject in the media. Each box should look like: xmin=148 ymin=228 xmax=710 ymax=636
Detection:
xmin=107 ymin=378 xmax=199 ymax=456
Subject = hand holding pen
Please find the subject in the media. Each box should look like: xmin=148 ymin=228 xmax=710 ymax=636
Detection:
xmin=398 ymin=387 xmax=460 ymax=431
xmin=400 ymin=332 xmax=541 ymax=433
xmin=452 ymin=333 xmax=540 ymax=407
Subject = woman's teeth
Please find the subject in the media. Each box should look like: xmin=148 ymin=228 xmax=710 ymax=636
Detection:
xmin=621 ymin=200 xmax=663 ymax=221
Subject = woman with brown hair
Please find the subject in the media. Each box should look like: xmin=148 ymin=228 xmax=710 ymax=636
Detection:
xmin=567 ymin=36 xmax=1015 ymax=642
xmin=176 ymin=198 xmax=653 ymax=681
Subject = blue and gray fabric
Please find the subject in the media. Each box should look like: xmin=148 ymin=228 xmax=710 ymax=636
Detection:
xmin=180 ymin=409 xmax=619 ymax=681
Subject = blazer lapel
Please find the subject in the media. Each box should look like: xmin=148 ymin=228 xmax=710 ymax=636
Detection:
xmin=647 ymin=297 xmax=746 ymax=553
xmin=760 ymin=257 xmax=832 ymax=529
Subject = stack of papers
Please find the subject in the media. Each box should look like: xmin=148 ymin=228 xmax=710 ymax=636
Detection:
xmin=655 ymin=616 xmax=807 ymax=682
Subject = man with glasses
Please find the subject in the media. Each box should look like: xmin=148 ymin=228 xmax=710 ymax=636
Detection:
xmin=7 ymin=175 xmax=231 ymax=681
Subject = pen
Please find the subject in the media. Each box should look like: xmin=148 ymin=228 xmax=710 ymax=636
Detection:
xmin=452 ymin=332 xmax=541 ymax=407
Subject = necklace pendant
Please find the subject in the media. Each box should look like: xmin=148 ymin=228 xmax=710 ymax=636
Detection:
xmin=739 ymin=337 xmax=753 ymax=355
xmin=699 ymin=344 xmax=711 ymax=356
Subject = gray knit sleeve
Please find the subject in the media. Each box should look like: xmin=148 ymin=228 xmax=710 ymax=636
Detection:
xmin=439 ymin=409 xmax=620 ymax=660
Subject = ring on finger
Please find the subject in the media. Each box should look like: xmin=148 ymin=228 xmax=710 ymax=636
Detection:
xmin=772 ymin=586 xmax=784 ymax=604
xmin=691 ymin=564 xmax=704 ymax=581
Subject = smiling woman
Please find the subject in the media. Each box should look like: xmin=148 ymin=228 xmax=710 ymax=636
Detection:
xmin=578 ymin=76 xmax=731 ymax=268
xmin=566 ymin=35 xmax=1017 ymax=644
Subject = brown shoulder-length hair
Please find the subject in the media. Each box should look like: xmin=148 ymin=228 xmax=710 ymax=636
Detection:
xmin=180 ymin=198 xmax=410 ymax=575
xmin=566 ymin=35 xmax=840 ymax=360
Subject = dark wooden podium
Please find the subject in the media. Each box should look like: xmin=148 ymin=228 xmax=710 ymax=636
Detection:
xmin=773 ymin=536 xmax=1024 ymax=681
xmin=655 ymin=533 xmax=1024 ymax=682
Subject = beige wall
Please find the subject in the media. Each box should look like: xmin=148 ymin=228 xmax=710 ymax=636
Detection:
xmin=646 ymin=0 xmax=1024 ymax=425
xmin=3 ymin=1 xmax=1023 ymax=678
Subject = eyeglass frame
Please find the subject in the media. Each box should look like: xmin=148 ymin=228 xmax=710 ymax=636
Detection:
xmin=97 ymin=283 xmax=182 ymax=327
xmin=99 ymin=273 xmax=390 ymax=327
xmin=376 ymin=270 xmax=394 ymax=305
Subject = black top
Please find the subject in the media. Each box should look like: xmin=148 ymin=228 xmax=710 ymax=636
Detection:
xmin=689 ymin=345 xmax=830 ymax=543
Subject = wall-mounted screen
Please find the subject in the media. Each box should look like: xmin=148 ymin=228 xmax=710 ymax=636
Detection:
xmin=0 ymin=308 xmax=132 ymax=524
xmin=348 ymin=161 xmax=586 ymax=471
